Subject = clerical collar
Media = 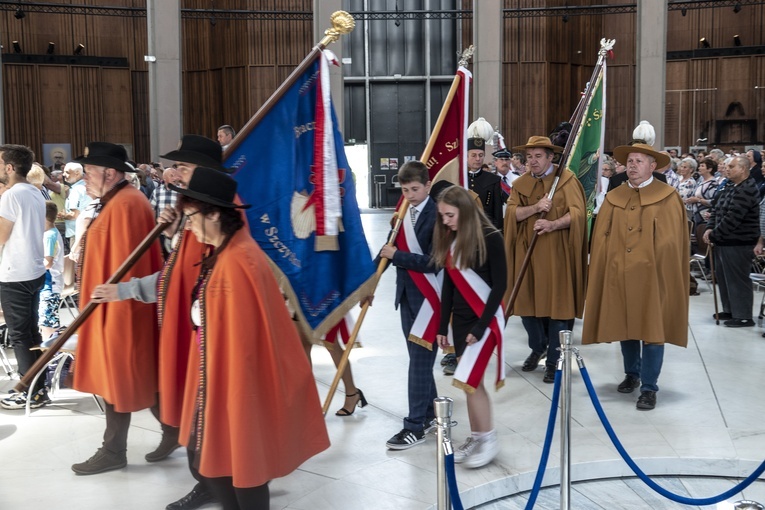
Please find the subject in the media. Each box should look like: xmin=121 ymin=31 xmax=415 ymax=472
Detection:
xmin=468 ymin=169 xmax=482 ymax=178
xmin=627 ymin=176 xmax=654 ymax=189
xmin=530 ymin=164 xmax=554 ymax=179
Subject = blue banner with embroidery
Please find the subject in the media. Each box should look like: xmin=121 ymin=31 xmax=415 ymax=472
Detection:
xmin=225 ymin=56 xmax=375 ymax=339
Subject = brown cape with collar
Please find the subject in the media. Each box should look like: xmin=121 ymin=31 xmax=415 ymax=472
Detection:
xmin=582 ymin=179 xmax=689 ymax=346
xmin=503 ymin=169 xmax=588 ymax=319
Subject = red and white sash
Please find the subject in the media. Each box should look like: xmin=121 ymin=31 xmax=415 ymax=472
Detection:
xmin=445 ymin=251 xmax=506 ymax=392
xmin=323 ymin=312 xmax=360 ymax=349
xmin=396 ymin=204 xmax=444 ymax=349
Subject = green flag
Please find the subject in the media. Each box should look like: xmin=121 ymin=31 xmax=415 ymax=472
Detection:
xmin=566 ymin=68 xmax=605 ymax=216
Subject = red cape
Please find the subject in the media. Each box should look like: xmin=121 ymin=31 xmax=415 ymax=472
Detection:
xmin=156 ymin=229 xmax=206 ymax=426
xmin=178 ymin=228 xmax=329 ymax=487
xmin=74 ymin=184 xmax=163 ymax=412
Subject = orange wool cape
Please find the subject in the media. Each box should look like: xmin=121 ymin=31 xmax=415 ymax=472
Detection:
xmin=178 ymin=228 xmax=330 ymax=488
xmin=158 ymin=195 xmax=248 ymax=427
xmin=156 ymin=229 xmax=205 ymax=427
xmin=74 ymin=184 xmax=163 ymax=413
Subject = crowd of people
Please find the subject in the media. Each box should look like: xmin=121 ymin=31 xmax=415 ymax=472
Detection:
xmin=0 ymin=119 xmax=763 ymax=509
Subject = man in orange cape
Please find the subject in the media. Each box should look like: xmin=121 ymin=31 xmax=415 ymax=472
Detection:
xmin=71 ymin=142 xmax=164 ymax=475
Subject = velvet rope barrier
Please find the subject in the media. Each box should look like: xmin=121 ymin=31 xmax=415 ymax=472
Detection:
xmin=524 ymin=368 xmax=563 ymax=510
xmin=580 ymin=366 xmax=765 ymax=505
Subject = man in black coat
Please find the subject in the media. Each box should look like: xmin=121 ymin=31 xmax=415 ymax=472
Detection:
xmin=466 ymin=136 xmax=504 ymax=230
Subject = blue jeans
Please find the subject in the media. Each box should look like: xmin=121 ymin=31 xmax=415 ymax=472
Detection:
xmin=520 ymin=316 xmax=574 ymax=368
xmin=620 ymin=340 xmax=664 ymax=392
xmin=0 ymin=273 xmax=46 ymax=393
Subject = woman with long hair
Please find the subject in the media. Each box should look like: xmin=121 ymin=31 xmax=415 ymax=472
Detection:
xmin=91 ymin=167 xmax=329 ymax=509
xmin=433 ymin=185 xmax=507 ymax=469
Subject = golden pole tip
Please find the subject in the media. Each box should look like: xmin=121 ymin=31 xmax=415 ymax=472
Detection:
xmin=323 ymin=10 xmax=355 ymax=45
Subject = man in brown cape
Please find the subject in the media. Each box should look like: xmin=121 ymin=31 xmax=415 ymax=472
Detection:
xmin=504 ymin=136 xmax=588 ymax=383
xmin=70 ymin=142 xmax=165 ymax=474
xmin=582 ymin=142 xmax=689 ymax=411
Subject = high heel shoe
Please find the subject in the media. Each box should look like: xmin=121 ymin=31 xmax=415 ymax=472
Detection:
xmin=335 ymin=389 xmax=368 ymax=416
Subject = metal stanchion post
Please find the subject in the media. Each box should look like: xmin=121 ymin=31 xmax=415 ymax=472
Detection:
xmin=434 ymin=397 xmax=454 ymax=510
xmin=559 ymin=330 xmax=573 ymax=510
xmin=734 ymin=501 xmax=765 ymax=510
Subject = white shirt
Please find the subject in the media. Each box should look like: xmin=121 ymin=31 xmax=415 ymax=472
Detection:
xmin=65 ymin=179 xmax=92 ymax=238
xmin=410 ymin=196 xmax=430 ymax=226
xmin=0 ymin=183 xmax=46 ymax=282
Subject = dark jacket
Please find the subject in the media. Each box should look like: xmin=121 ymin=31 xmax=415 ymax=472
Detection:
xmin=707 ymin=177 xmax=760 ymax=246
xmin=468 ymin=170 xmax=504 ymax=230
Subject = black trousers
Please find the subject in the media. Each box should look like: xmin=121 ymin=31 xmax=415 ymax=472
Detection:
xmin=0 ymin=274 xmax=46 ymax=393
xmin=102 ymin=397 xmax=176 ymax=453
xmin=187 ymin=448 xmax=269 ymax=510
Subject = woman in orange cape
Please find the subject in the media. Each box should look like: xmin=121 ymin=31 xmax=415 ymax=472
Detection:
xmin=174 ymin=167 xmax=329 ymax=508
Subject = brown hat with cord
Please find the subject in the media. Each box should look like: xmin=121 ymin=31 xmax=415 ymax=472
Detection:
xmin=612 ymin=142 xmax=670 ymax=169
xmin=512 ymin=136 xmax=564 ymax=154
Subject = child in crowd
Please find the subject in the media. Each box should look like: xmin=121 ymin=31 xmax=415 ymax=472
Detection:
xmin=378 ymin=161 xmax=440 ymax=450
xmin=40 ymin=201 xmax=65 ymax=340
xmin=434 ymin=185 xmax=507 ymax=468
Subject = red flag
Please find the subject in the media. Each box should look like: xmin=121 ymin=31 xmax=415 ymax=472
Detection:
xmin=423 ymin=67 xmax=472 ymax=187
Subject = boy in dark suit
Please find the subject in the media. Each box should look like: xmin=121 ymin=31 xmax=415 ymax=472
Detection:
xmin=380 ymin=161 xmax=440 ymax=450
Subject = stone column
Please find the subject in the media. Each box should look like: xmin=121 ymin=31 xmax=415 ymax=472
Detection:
xmin=636 ymin=0 xmax=667 ymax=147
xmin=314 ymin=0 xmax=344 ymax=128
xmin=472 ymin=0 xmax=503 ymax=130
xmin=146 ymin=0 xmax=182 ymax=161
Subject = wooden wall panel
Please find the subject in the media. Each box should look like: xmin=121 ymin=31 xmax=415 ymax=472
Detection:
xmin=3 ymin=65 xmax=40 ymax=148
xmin=70 ymin=66 xmax=103 ymax=150
xmin=605 ymin=64 xmax=634 ymax=150
xmin=183 ymin=70 xmax=213 ymax=136
xmin=131 ymin=71 xmax=149 ymax=161
xmin=221 ymin=66 xmax=249 ymax=132
xmin=101 ymin=68 xmax=134 ymax=144
xmin=249 ymin=66 xmax=278 ymax=112
xmin=38 ymin=66 xmax=71 ymax=145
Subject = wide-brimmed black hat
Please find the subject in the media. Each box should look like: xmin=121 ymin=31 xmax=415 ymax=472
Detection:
xmin=169 ymin=166 xmax=250 ymax=209
xmin=160 ymin=135 xmax=229 ymax=173
xmin=74 ymin=142 xmax=134 ymax=173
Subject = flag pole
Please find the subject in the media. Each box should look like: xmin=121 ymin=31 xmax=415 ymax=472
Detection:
xmin=322 ymin=47 xmax=474 ymax=415
xmin=504 ymin=40 xmax=613 ymax=317
xmin=224 ymin=11 xmax=355 ymax=159
xmin=14 ymin=223 xmax=166 ymax=392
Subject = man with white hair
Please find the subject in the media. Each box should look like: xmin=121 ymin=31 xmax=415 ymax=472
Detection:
xmin=60 ymin=161 xmax=91 ymax=251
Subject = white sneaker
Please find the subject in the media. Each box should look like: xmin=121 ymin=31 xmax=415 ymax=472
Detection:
xmin=453 ymin=436 xmax=479 ymax=463
xmin=463 ymin=431 xmax=499 ymax=469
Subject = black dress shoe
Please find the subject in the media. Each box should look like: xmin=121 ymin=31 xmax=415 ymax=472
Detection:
xmin=522 ymin=351 xmax=546 ymax=372
xmin=542 ymin=366 xmax=556 ymax=383
xmin=617 ymin=375 xmax=640 ymax=394
xmin=166 ymin=488 xmax=215 ymax=510
xmin=723 ymin=318 xmax=755 ymax=328
xmin=636 ymin=390 xmax=656 ymax=410
xmin=713 ymin=312 xmax=732 ymax=320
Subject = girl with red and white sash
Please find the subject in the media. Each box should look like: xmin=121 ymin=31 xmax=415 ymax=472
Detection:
xmin=434 ymin=185 xmax=507 ymax=469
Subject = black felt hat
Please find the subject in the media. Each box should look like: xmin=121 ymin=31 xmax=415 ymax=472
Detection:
xmin=74 ymin=142 xmax=134 ymax=173
xmin=160 ymin=135 xmax=229 ymax=173
xmin=169 ymin=166 xmax=250 ymax=209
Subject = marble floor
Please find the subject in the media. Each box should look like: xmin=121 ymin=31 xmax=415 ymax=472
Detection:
xmin=2 ymin=209 xmax=765 ymax=510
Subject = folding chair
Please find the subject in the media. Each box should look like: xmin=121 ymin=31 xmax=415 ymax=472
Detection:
xmin=0 ymin=312 xmax=16 ymax=379
xmin=58 ymin=257 xmax=79 ymax=320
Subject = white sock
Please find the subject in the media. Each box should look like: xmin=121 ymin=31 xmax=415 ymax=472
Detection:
xmin=472 ymin=429 xmax=495 ymax=440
